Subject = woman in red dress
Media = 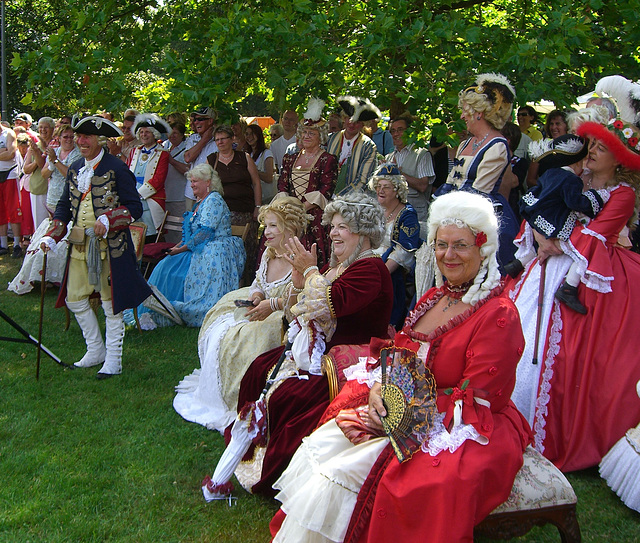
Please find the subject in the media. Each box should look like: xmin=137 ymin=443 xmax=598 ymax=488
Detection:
xmin=509 ymin=119 xmax=640 ymax=471
xmin=270 ymin=191 xmax=531 ymax=542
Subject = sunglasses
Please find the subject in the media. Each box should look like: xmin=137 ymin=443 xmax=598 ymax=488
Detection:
xmin=194 ymin=117 xmax=209 ymax=122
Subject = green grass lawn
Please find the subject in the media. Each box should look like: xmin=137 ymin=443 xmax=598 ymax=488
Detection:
xmin=1 ymin=255 xmax=639 ymax=542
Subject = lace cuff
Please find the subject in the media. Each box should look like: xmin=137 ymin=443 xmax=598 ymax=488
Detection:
xmin=420 ymin=412 xmax=488 ymax=457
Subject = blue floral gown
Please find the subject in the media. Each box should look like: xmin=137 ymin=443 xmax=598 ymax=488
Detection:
xmin=142 ymin=191 xmax=245 ymax=327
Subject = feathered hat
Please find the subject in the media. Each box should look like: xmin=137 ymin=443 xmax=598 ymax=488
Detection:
xmin=302 ymin=97 xmax=327 ymax=128
xmin=577 ymin=120 xmax=640 ymax=171
xmin=132 ymin=113 xmax=171 ymax=135
xmin=595 ymin=75 xmax=640 ymax=126
xmin=337 ymin=96 xmax=382 ymax=122
xmin=529 ymin=135 xmax=589 ymax=176
xmin=71 ymin=114 xmax=122 ymax=137
xmin=465 ymin=73 xmax=516 ymax=112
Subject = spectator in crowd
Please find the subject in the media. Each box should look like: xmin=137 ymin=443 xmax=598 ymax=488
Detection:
xmin=326 ymin=95 xmax=379 ymax=195
xmin=162 ymin=122 xmax=189 ymax=238
xmin=525 ymin=109 xmax=571 ymax=188
xmin=184 ymin=107 xmax=218 ymax=210
xmin=270 ymin=110 xmax=299 ymax=172
xmin=500 ymin=121 xmax=529 ymax=221
xmin=586 ymin=96 xmax=617 ymax=120
xmin=8 ymin=123 xmax=81 ymax=293
xmin=277 ymin=98 xmax=338 ymax=269
xmin=328 ymin=111 xmax=343 ymax=134
xmin=369 ymin=118 xmax=394 ymax=155
xmin=127 ymin=114 xmax=170 ymax=237
xmin=385 ymin=114 xmax=436 ymax=223
xmin=245 ymin=124 xmax=275 ymax=204
xmin=517 ymin=105 xmax=543 ymax=141
xmin=207 ymin=125 xmax=262 ymax=285
xmin=107 ymin=114 xmax=140 ymax=163
xmin=13 ymin=113 xmax=37 ymax=140
xmin=23 ymin=117 xmax=55 ymax=231
xmin=232 ymin=117 xmax=249 ymax=152
xmin=0 ymin=123 xmax=20 ymax=257
xmin=43 ymin=124 xmax=82 ymax=215
xmin=545 ymin=109 xmax=569 ymax=139
xmin=269 ymin=124 xmax=284 ymax=146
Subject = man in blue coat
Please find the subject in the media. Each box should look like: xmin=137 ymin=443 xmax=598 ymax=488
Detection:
xmin=41 ymin=116 xmax=152 ymax=378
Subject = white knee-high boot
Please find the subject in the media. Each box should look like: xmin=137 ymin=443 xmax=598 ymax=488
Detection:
xmin=97 ymin=300 xmax=125 ymax=379
xmin=66 ymin=298 xmax=106 ymax=368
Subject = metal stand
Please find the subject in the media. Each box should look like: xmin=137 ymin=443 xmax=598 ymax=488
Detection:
xmin=0 ymin=307 xmax=71 ymax=369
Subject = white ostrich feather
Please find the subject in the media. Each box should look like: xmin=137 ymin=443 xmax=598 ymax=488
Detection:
xmin=304 ymin=98 xmax=325 ymax=122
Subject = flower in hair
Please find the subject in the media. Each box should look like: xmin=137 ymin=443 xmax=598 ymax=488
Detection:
xmin=614 ymin=120 xmax=624 ymax=129
xmin=475 ymin=232 xmax=487 ymax=247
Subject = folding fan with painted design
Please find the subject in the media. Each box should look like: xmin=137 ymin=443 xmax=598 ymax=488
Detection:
xmin=380 ymin=347 xmax=438 ymax=463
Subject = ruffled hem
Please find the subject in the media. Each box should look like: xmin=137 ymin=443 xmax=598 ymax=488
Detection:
xmin=274 ymin=422 xmax=388 ymax=542
xmin=559 ymin=238 xmax=613 ymax=294
xmin=599 ymin=433 xmax=640 ymax=513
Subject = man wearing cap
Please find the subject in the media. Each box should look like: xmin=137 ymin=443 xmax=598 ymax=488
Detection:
xmin=325 ymin=96 xmax=378 ymax=195
xmin=385 ymin=115 xmax=436 ymax=223
xmin=184 ymin=107 xmax=218 ymax=209
xmin=13 ymin=113 xmax=38 ymax=141
xmin=127 ymin=113 xmax=170 ymax=236
xmin=41 ymin=116 xmax=152 ymax=379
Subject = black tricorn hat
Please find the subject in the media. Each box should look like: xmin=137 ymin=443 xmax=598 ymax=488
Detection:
xmin=530 ymin=135 xmax=589 ymax=176
xmin=337 ymin=96 xmax=382 ymax=122
xmin=71 ymin=115 xmax=123 ymax=137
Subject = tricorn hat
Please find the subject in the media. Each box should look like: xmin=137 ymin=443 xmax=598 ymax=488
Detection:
xmin=132 ymin=113 xmax=171 ymax=135
xmin=71 ymin=115 xmax=123 ymax=137
xmin=337 ymin=96 xmax=382 ymax=122
xmin=530 ymin=135 xmax=589 ymax=176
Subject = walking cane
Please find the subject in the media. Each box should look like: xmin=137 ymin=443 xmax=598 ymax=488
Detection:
xmin=532 ymin=260 xmax=547 ymax=365
xmin=36 ymin=252 xmax=47 ymax=380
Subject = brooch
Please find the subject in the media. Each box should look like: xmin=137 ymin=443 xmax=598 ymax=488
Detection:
xmin=101 ymin=190 xmax=116 ymax=206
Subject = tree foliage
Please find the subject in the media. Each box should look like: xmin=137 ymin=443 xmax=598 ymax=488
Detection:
xmin=8 ymin=0 xmax=640 ymax=136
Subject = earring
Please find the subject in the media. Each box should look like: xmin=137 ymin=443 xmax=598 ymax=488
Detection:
xmin=476 ymin=115 xmax=482 ymax=121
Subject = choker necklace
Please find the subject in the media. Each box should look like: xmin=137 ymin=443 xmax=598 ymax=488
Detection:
xmin=442 ymin=280 xmax=473 ymax=299
xmin=471 ymin=133 xmax=489 ymax=151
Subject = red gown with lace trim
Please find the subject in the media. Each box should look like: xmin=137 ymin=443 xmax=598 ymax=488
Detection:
xmin=272 ymin=284 xmax=531 ymax=542
xmin=509 ymin=184 xmax=640 ymax=471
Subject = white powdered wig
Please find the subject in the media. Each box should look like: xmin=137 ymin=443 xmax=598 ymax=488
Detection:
xmin=427 ymin=191 xmax=501 ymax=305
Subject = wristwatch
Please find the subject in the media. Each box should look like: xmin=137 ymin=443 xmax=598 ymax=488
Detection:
xmin=53 ymin=159 xmax=59 ymax=164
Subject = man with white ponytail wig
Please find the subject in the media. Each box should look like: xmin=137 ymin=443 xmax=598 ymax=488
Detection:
xmin=127 ymin=113 xmax=171 ymax=235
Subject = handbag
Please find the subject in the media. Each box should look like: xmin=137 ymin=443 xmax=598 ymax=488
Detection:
xmin=0 ymin=165 xmax=16 ymax=183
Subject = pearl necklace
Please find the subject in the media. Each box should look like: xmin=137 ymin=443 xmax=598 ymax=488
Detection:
xmin=385 ymin=202 xmax=401 ymax=222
